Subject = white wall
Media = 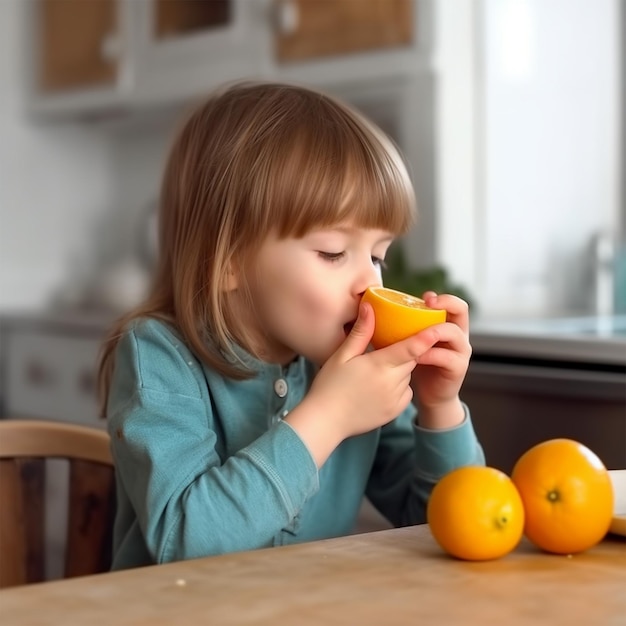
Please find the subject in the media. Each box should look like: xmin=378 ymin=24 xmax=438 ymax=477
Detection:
xmin=621 ymin=0 xmax=626 ymax=242
xmin=431 ymin=0 xmax=621 ymax=318
xmin=479 ymin=0 xmax=621 ymax=316
xmin=430 ymin=0 xmax=478 ymax=299
xmin=104 ymin=120 xmax=175 ymax=263
xmin=0 ymin=0 xmax=115 ymax=311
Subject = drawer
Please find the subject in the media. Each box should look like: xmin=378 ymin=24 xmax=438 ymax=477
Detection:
xmin=5 ymin=329 xmax=105 ymax=430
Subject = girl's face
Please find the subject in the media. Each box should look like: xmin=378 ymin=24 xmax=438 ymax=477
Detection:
xmin=240 ymin=224 xmax=394 ymax=366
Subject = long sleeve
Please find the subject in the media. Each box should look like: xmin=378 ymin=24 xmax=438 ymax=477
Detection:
xmin=107 ymin=321 xmax=319 ymax=566
xmin=107 ymin=319 xmax=487 ymax=570
xmin=365 ymin=404 xmax=485 ymax=527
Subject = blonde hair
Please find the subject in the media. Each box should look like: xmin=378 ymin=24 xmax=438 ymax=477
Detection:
xmin=98 ymin=81 xmax=416 ymax=415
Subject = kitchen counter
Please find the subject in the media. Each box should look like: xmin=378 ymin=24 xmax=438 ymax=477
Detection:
xmin=0 ymin=309 xmax=115 ymax=337
xmin=463 ymin=315 xmax=625 ymax=473
xmin=470 ymin=315 xmax=626 ymax=366
xmin=3 ymin=310 xmax=624 ymax=366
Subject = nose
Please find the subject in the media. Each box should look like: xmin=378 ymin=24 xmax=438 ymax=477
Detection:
xmin=355 ymin=261 xmax=383 ymax=298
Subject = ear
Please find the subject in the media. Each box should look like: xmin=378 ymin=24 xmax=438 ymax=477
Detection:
xmin=223 ymin=263 xmax=239 ymax=292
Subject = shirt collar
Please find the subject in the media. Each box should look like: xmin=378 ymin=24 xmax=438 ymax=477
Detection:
xmin=227 ymin=342 xmax=307 ymax=383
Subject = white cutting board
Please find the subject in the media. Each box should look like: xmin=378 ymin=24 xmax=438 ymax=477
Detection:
xmin=609 ymin=469 xmax=626 ymax=536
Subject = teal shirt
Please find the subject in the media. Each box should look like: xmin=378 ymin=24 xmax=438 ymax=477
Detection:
xmin=107 ymin=319 xmax=484 ymax=570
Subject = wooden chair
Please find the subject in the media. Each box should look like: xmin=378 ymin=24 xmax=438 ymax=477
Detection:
xmin=0 ymin=419 xmax=115 ymax=588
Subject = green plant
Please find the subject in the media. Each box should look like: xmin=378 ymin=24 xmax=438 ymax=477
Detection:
xmin=382 ymin=243 xmax=475 ymax=311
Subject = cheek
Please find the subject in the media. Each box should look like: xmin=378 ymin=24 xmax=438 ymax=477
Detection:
xmin=255 ymin=265 xmax=309 ymax=315
xmin=275 ymin=284 xmax=329 ymax=327
xmin=272 ymin=274 xmax=337 ymax=328
xmin=294 ymin=270 xmax=342 ymax=318
xmin=296 ymin=284 xmax=330 ymax=313
xmin=254 ymin=249 xmax=340 ymax=324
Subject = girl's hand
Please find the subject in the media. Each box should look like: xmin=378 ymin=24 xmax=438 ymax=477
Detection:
xmin=409 ymin=291 xmax=472 ymax=429
xmin=285 ymin=294 xmax=471 ymax=467
xmin=286 ymin=301 xmax=420 ymax=466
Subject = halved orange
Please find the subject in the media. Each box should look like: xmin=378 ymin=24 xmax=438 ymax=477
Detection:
xmin=361 ymin=286 xmax=446 ymax=349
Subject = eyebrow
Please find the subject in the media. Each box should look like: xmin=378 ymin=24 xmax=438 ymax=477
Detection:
xmin=319 ymin=226 xmax=395 ymax=244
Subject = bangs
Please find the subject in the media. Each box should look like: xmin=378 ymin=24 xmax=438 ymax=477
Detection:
xmin=240 ymin=93 xmax=416 ymax=242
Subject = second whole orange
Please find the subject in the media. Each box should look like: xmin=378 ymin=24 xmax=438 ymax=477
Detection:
xmin=511 ymin=439 xmax=614 ymax=554
xmin=427 ymin=466 xmax=525 ymax=561
xmin=361 ymin=286 xmax=446 ymax=349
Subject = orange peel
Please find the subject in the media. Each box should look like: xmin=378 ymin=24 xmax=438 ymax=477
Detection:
xmin=361 ymin=286 xmax=446 ymax=349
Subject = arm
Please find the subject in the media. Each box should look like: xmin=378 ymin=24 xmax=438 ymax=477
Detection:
xmin=108 ymin=321 xmax=319 ymax=563
xmin=285 ymin=293 xmax=475 ymax=472
xmin=366 ymin=291 xmax=484 ymax=526
xmin=365 ymin=404 xmax=485 ymax=527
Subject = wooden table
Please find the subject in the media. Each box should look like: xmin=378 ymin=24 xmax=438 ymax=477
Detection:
xmin=1 ymin=525 xmax=624 ymax=625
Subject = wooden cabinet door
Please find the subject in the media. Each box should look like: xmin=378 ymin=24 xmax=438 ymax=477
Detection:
xmin=153 ymin=0 xmax=231 ymax=40
xmin=37 ymin=0 xmax=118 ymax=93
xmin=275 ymin=0 xmax=414 ymax=62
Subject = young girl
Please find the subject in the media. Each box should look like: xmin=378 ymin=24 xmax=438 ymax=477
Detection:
xmin=98 ymin=81 xmax=484 ymax=570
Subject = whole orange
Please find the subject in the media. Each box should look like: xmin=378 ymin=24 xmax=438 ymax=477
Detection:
xmin=427 ymin=466 xmax=525 ymax=561
xmin=511 ymin=439 xmax=614 ymax=554
xmin=361 ymin=286 xmax=446 ymax=349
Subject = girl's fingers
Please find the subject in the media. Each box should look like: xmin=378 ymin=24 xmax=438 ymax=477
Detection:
xmin=415 ymin=346 xmax=468 ymax=372
xmin=409 ymin=322 xmax=471 ymax=374
xmin=369 ymin=347 xmax=418 ymax=374
xmin=422 ymin=292 xmax=470 ymax=335
xmin=411 ymin=322 xmax=470 ymax=356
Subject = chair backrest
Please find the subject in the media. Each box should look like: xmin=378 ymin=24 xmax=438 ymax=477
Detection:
xmin=0 ymin=419 xmax=115 ymax=588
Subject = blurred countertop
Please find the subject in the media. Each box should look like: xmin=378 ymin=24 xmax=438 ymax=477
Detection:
xmin=1 ymin=309 xmax=625 ymax=367
xmin=470 ymin=315 xmax=626 ymax=367
xmin=0 ymin=309 xmax=116 ymax=337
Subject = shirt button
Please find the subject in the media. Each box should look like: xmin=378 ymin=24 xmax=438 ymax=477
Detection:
xmin=274 ymin=378 xmax=288 ymax=398
xmin=281 ymin=409 xmax=289 ymax=418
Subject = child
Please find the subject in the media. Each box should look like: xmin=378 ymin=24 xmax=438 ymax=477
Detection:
xmin=98 ymin=81 xmax=484 ymax=570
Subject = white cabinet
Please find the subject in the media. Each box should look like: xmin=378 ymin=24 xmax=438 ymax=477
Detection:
xmin=130 ymin=0 xmax=265 ymax=107
xmin=6 ymin=331 xmax=102 ymax=427
xmin=25 ymin=0 xmax=426 ymax=120
xmin=0 ymin=313 xmax=112 ymax=581
xmin=34 ymin=0 xmax=118 ymax=93
xmin=0 ymin=313 xmax=110 ymax=429
xmin=25 ymin=0 xmax=261 ymax=118
xmin=25 ymin=0 xmax=131 ymax=117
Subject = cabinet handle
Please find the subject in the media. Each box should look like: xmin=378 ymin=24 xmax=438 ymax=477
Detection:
xmin=275 ymin=1 xmax=299 ymax=35
xmin=25 ymin=361 xmax=55 ymax=387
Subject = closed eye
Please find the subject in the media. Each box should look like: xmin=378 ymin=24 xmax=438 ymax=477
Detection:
xmin=373 ymin=256 xmax=387 ymax=270
xmin=318 ymin=251 xmax=345 ymax=263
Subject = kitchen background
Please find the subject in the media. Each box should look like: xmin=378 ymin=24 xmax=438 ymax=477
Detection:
xmin=0 ymin=0 xmax=624 ymax=568
xmin=1 ymin=0 xmax=624 ymax=318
